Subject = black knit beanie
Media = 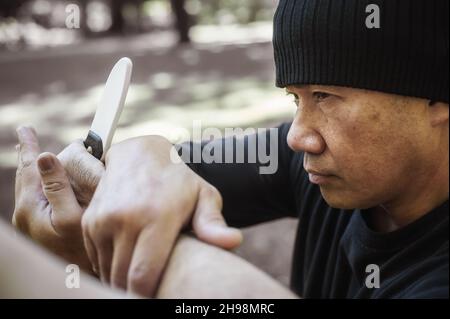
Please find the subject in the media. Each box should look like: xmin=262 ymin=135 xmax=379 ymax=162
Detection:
xmin=273 ymin=0 xmax=449 ymax=104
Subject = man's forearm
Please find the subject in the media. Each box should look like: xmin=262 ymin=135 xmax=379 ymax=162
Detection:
xmin=158 ymin=234 xmax=297 ymax=299
xmin=1 ymin=220 xmax=296 ymax=298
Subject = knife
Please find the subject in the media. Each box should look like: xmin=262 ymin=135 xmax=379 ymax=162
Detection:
xmin=84 ymin=57 xmax=133 ymax=161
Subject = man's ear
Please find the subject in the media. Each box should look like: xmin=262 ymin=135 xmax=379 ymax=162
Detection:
xmin=429 ymin=101 xmax=449 ymax=127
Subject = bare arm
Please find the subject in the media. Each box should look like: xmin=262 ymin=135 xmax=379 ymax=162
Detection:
xmin=0 ymin=219 xmax=122 ymax=298
xmin=0 ymin=220 xmax=296 ymax=299
xmin=158 ymin=234 xmax=297 ymax=299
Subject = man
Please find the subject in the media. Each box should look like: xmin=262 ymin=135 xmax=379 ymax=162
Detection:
xmin=11 ymin=0 xmax=449 ymax=298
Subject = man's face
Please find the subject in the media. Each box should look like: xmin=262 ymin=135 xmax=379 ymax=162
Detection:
xmin=285 ymin=85 xmax=439 ymax=209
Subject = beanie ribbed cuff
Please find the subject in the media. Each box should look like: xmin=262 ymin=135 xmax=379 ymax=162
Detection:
xmin=273 ymin=0 xmax=449 ymax=104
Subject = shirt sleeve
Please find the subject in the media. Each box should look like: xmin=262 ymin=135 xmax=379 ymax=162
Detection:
xmin=177 ymin=122 xmax=297 ymax=228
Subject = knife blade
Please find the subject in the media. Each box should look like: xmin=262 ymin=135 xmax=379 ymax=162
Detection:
xmin=84 ymin=57 xmax=133 ymax=161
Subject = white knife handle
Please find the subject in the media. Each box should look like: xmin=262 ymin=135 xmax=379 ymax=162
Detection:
xmin=84 ymin=57 xmax=132 ymax=160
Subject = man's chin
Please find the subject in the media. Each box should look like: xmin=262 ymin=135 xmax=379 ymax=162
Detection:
xmin=319 ymin=187 xmax=374 ymax=210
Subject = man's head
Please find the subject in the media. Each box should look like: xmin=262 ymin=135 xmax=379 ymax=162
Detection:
xmin=273 ymin=0 xmax=449 ymax=211
xmin=285 ymin=85 xmax=448 ymax=210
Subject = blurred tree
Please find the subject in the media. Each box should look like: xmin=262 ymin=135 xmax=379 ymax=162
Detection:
xmin=109 ymin=0 xmax=145 ymax=34
xmin=248 ymin=1 xmax=263 ymax=23
xmin=170 ymin=0 xmax=190 ymax=43
xmin=1 ymin=0 xmax=273 ymax=49
xmin=109 ymin=0 xmax=126 ymax=33
xmin=80 ymin=0 xmax=190 ymax=41
xmin=194 ymin=0 xmax=273 ymax=25
xmin=100 ymin=0 xmax=191 ymax=42
xmin=0 ymin=0 xmax=29 ymax=18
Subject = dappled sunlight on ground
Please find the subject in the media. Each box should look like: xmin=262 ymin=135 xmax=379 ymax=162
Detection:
xmin=0 ymin=74 xmax=294 ymax=168
xmin=0 ymin=24 xmax=294 ymax=169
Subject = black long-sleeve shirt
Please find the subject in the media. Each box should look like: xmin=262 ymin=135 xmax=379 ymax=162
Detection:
xmin=180 ymin=122 xmax=449 ymax=298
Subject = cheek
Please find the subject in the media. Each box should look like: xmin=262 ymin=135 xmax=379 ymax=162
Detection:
xmin=325 ymin=113 xmax=412 ymax=194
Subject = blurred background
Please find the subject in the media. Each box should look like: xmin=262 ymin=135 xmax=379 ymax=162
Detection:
xmin=0 ymin=0 xmax=297 ymax=288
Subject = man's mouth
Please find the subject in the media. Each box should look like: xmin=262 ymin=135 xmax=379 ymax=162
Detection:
xmin=305 ymin=168 xmax=335 ymax=185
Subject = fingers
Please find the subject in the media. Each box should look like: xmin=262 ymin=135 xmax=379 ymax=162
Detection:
xmin=37 ymin=152 xmax=83 ymax=233
xmin=110 ymin=232 xmax=138 ymax=289
xmin=96 ymin=236 xmax=113 ymax=284
xmin=15 ymin=126 xmax=41 ymax=193
xmin=128 ymin=222 xmax=179 ymax=297
xmin=58 ymin=140 xmax=105 ymax=206
xmin=13 ymin=126 xmax=42 ymax=232
xmin=81 ymin=221 xmax=100 ymax=276
xmin=17 ymin=126 xmax=40 ymax=170
xmin=58 ymin=140 xmax=104 ymax=186
xmin=192 ymin=185 xmax=243 ymax=249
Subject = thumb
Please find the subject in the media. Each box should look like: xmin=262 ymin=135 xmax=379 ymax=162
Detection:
xmin=192 ymin=186 xmax=243 ymax=249
xmin=37 ymin=152 xmax=83 ymax=233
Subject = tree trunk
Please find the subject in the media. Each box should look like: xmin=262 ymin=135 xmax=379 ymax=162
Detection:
xmin=170 ymin=0 xmax=190 ymax=43
xmin=109 ymin=0 xmax=125 ymax=34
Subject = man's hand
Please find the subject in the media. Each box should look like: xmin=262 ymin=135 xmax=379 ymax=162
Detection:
xmin=57 ymin=139 xmax=104 ymax=207
xmin=12 ymin=126 xmax=104 ymax=272
xmin=82 ymin=135 xmax=243 ymax=297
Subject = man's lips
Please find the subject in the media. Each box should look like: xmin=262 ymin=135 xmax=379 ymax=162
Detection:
xmin=305 ymin=168 xmax=335 ymax=185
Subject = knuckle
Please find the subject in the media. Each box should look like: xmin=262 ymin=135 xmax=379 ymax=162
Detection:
xmin=60 ymin=141 xmax=81 ymax=157
xmin=42 ymin=180 xmax=66 ymax=194
xmin=83 ymin=200 xmax=170 ymax=235
xmin=67 ymin=141 xmax=82 ymax=153
xmin=12 ymin=207 xmax=29 ymax=232
xmin=106 ymin=208 xmax=128 ymax=223
xmin=144 ymin=201 xmax=165 ymax=219
xmin=16 ymin=159 xmax=34 ymax=176
xmin=93 ymin=208 xmax=129 ymax=232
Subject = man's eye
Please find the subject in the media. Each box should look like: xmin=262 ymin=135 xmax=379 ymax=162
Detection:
xmin=313 ymin=92 xmax=331 ymax=101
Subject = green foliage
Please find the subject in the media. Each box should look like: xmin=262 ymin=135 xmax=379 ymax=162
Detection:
xmin=192 ymin=0 xmax=274 ymax=24
xmin=142 ymin=0 xmax=274 ymax=25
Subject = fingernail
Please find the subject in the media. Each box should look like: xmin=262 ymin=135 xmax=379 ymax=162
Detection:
xmin=16 ymin=126 xmax=31 ymax=141
xmin=16 ymin=126 xmax=35 ymax=137
xmin=38 ymin=155 xmax=54 ymax=173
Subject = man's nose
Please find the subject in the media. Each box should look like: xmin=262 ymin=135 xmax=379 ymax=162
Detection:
xmin=287 ymin=111 xmax=326 ymax=155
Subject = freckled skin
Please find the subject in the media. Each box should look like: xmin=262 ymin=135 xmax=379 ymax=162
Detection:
xmin=286 ymin=85 xmax=449 ymax=229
